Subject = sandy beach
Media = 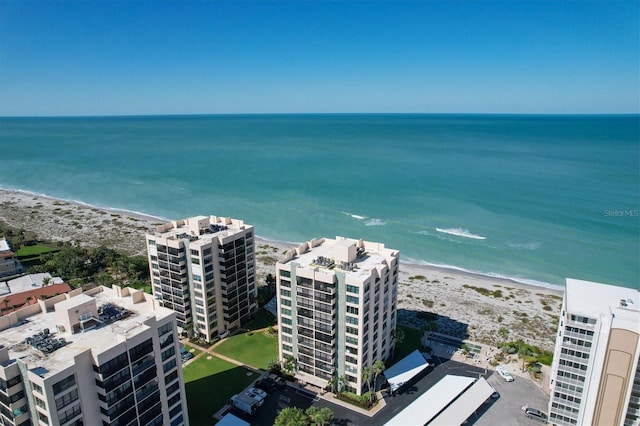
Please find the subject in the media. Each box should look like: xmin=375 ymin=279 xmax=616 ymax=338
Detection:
xmin=0 ymin=189 xmax=563 ymax=351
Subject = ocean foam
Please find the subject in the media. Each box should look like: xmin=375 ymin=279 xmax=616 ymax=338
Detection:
xmin=342 ymin=211 xmax=367 ymax=220
xmin=364 ymin=218 xmax=387 ymax=226
xmin=435 ymin=227 xmax=486 ymax=240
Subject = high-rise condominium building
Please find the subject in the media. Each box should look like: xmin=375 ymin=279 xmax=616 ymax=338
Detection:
xmin=548 ymin=278 xmax=640 ymax=426
xmin=146 ymin=215 xmax=257 ymax=341
xmin=0 ymin=285 xmax=188 ymax=426
xmin=276 ymin=237 xmax=399 ymax=395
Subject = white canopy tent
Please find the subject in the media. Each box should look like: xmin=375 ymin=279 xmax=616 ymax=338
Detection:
xmin=383 ymin=349 xmax=431 ymax=392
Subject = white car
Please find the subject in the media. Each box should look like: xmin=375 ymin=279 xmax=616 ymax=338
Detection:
xmin=496 ymin=365 xmax=514 ymax=382
xmin=245 ymin=387 xmax=267 ymax=401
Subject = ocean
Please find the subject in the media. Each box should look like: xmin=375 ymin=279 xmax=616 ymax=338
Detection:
xmin=0 ymin=114 xmax=638 ymax=289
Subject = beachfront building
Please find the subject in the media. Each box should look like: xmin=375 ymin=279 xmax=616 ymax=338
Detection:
xmin=146 ymin=215 xmax=257 ymax=341
xmin=0 ymin=285 xmax=188 ymax=426
xmin=548 ymin=278 xmax=640 ymax=426
xmin=0 ymin=238 xmax=23 ymax=279
xmin=276 ymin=236 xmax=399 ymax=395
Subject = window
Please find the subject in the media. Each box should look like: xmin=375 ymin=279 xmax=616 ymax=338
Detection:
xmin=281 ymin=289 xmax=291 ymax=298
xmin=280 ymin=270 xmax=291 ymax=278
xmin=35 ymin=396 xmax=46 ymax=409
xmin=31 ymin=381 xmax=43 ymax=394
xmin=56 ymin=388 xmax=79 ymax=410
xmin=53 ymin=374 xmax=76 ymax=394
xmin=346 ymin=295 xmax=359 ymax=304
xmin=346 ymin=285 xmax=359 ymax=294
xmin=347 ymin=306 xmax=359 ymax=315
xmin=346 ymin=326 xmax=359 ymax=335
xmin=346 ymin=316 xmax=358 ymax=325
xmin=38 ymin=412 xmax=49 ymax=425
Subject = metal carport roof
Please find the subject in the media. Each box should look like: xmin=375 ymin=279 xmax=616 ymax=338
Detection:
xmin=428 ymin=377 xmax=495 ymax=425
xmin=385 ymin=375 xmax=475 ymax=426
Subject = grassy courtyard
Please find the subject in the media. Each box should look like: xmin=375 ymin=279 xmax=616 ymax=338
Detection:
xmin=183 ymin=355 xmax=258 ymax=426
xmin=213 ymin=329 xmax=279 ymax=370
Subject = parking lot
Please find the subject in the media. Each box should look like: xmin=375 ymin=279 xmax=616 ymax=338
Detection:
xmin=221 ymin=355 xmax=549 ymax=426
xmin=472 ymin=371 xmax=550 ymax=426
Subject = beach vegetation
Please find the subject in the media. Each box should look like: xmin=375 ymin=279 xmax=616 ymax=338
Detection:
xmin=500 ymin=339 xmax=553 ymax=366
xmin=422 ymin=298 xmax=434 ymax=308
xmin=409 ymin=275 xmax=426 ymax=281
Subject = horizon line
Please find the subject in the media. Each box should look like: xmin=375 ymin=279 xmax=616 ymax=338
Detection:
xmin=2 ymin=112 xmax=639 ymax=119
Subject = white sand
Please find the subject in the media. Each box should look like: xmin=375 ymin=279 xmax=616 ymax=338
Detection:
xmin=0 ymin=189 xmax=563 ymax=351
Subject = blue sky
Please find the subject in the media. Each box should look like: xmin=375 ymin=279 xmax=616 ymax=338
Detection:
xmin=0 ymin=1 xmax=638 ymax=115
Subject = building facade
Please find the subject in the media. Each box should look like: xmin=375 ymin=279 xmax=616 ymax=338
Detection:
xmin=548 ymin=278 xmax=640 ymax=426
xmin=276 ymin=237 xmax=399 ymax=395
xmin=0 ymin=238 xmax=23 ymax=279
xmin=0 ymin=285 xmax=188 ymax=426
xmin=146 ymin=215 xmax=257 ymax=341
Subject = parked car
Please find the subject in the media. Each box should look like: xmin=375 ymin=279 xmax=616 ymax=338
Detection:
xmin=255 ymin=378 xmax=278 ymax=393
xmin=180 ymin=349 xmax=194 ymax=362
xmin=245 ymin=387 xmax=267 ymax=402
xmin=267 ymin=373 xmax=286 ymax=388
xmin=496 ymin=365 xmax=514 ymax=382
xmin=524 ymin=407 xmax=548 ymax=422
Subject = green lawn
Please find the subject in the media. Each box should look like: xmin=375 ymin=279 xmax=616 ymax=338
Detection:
xmin=213 ymin=330 xmax=278 ymax=370
xmin=16 ymin=244 xmax=59 ymax=257
xmin=182 ymin=344 xmax=202 ymax=357
xmin=183 ymin=355 xmax=258 ymax=426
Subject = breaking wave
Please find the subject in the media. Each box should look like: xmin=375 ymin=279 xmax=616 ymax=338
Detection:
xmin=435 ymin=227 xmax=486 ymax=240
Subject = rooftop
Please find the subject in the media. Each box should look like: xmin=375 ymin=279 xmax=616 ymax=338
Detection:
xmin=1 ymin=286 xmax=173 ymax=377
xmin=279 ymin=236 xmax=398 ymax=278
xmin=151 ymin=215 xmax=251 ymax=245
xmin=0 ymin=273 xmax=64 ymax=297
xmin=565 ymin=278 xmax=639 ymax=325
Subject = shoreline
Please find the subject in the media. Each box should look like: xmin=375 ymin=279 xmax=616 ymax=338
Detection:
xmin=0 ymin=188 xmax=563 ymax=350
xmin=0 ymin=187 xmax=563 ymax=292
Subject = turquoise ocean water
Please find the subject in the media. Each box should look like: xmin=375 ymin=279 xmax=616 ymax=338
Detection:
xmin=0 ymin=114 xmax=638 ymax=289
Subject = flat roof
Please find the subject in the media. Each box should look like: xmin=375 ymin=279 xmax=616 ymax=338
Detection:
xmin=384 ymin=349 xmax=430 ymax=392
xmin=151 ymin=215 xmax=252 ymax=247
xmin=217 ymin=413 xmax=250 ymax=426
xmin=279 ymin=237 xmax=398 ymax=279
xmin=385 ymin=375 xmax=475 ymax=426
xmin=428 ymin=378 xmax=495 ymax=425
xmin=565 ymin=278 xmax=639 ymax=324
xmin=1 ymin=287 xmax=173 ymax=378
xmin=0 ymin=273 xmax=61 ymax=296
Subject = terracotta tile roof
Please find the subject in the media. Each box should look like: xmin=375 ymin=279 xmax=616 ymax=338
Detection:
xmin=0 ymin=283 xmax=73 ymax=313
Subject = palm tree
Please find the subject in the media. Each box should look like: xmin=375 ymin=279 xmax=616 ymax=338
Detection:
xmin=2 ymin=298 xmax=9 ymax=312
xmin=25 ymin=296 xmax=33 ymax=306
xmin=391 ymin=327 xmax=405 ymax=359
xmin=327 ymin=375 xmax=346 ymax=394
xmin=362 ymin=366 xmax=373 ymax=396
xmin=42 ymin=276 xmax=49 ymax=286
xmin=306 ymin=407 xmax=334 ymax=426
xmin=372 ymin=359 xmax=386 ymax=393
xmin=274 ymin=407 xmax=307 ymax=426
xmin=282 ymin=355 xmax=297 ymax=376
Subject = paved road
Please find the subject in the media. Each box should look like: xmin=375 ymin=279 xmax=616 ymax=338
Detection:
xmin=471 ymin=371 xmax=550 ymax=426
xmin=227 ymin=356 xmax=492 ymax=426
